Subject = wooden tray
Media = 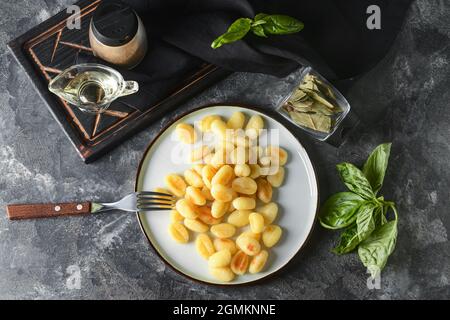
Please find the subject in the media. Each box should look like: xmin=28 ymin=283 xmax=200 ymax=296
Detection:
xmin=8 ymin=0 xmax=230 ymax=163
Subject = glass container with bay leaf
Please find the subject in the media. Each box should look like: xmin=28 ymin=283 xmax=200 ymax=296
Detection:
xmin=276 ymin=67 xmax=351 ymax=141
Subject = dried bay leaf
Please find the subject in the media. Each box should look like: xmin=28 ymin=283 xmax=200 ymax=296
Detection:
xmin=300 ymin=74 xmax=319 ymax=91
xmin=287 ymin=110 xmax=315 ymax=129
xmin=304 ymin=89 xmax=337 ymax=109
xmin=311 ymin=102 xmax=333 ymax=116
xmin=313 ymin=77 xmax=336 ymax=100
xmin=290 ymin=100 xmax=314 ymax=113
xmin=300 ymin=81 xmax=318 ymax=92
xmin=309 ymin=113 xmax=331 ymax=132
xmin=289 ymin=88 xmax=307 ymax=101
xmin=287 ymin=110 xmax=331 ymax=133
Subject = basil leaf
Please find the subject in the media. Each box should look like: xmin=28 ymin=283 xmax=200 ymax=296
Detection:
xmin=355 ymin=202 xmax=376 ymax=241
xmin=251 ymin=25 xmax=267 ymax=37
xmin=319 ymin=192 xmax=365 ymax=230
xmin=332 ymin=224 xmax=359 ymax=254
xmin=336 ymin=163 xmax=376 ymax=200
xmin=362 ymin=143 xmax=392 ymax=194
xmin=358 ymin=219 xmax=398 ymax=277
xmin=373 ymin=205 xmax=388 ymax=227
xmin=254 ymin=13 xmax=268 ymax=21
xmin=332 ymin=202 xmax=376 ymax=254
xmin=211 ymin=18 xmax=253 ymax=49
xmin=260 ymin=14 xmax=304 ymax=35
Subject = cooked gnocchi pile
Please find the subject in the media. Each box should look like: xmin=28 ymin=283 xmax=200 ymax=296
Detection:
xmin=160 ymin=111 xmax=287 ymax=282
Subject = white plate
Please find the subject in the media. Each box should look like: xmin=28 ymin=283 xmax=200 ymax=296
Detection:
xmin=135 ymin=105 xmax=319 ymax=285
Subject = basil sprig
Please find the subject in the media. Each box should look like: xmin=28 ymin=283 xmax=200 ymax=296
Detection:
xmin=211 ymin=13 xmax=304 ymax=49
xmin=320 ymin=143 xmax=398 ymax=277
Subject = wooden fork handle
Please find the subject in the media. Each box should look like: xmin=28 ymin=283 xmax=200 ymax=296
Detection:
xmin=6 ymin=202 xmax=91 ymax=220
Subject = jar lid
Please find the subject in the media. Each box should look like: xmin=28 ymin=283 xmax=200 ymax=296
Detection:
xmin=91 ymin=1 xmax=139 ymax=47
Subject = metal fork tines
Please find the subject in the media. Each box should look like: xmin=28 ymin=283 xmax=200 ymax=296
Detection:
xmin=92 ymin=191 xmax=176 ymax=213
xmin=136 ymin=191 xmax=176 ymax=211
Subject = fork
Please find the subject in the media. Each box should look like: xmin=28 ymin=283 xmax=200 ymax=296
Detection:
xmin=6 ymin=191 xmax=175 ymax=220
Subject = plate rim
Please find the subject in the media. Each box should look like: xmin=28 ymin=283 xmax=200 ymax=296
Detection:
xmin=134 ymin=103 xmax=320 ymax=286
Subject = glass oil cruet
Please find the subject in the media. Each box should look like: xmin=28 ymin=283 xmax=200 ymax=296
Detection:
xmin=48 ymin=63 xmax=139 ymax=113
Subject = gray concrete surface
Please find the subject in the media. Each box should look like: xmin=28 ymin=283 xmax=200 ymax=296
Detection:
xmin=0 ymin=0 xmax=449 ymax=299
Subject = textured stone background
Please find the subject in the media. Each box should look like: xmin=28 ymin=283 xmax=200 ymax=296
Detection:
xmin=0 ymin=0 xmax=449 ymax=299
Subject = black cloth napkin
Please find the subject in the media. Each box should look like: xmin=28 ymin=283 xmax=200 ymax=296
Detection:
xmin=124 ymin=0 xmax=413 ymax=79
xmin=81 ymin=0 xmax=412 ymax=112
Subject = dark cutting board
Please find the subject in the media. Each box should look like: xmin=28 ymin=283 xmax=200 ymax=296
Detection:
xmin=8 ymin=0 xmax=230 ymax=163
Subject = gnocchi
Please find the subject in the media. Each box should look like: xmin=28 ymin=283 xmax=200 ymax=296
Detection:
xmin=267 ymin=166 xmax=285 ymax=187
xmin=208 ymin=249 xmax=231 ymax=268
xmin=184 ymin=218 xmax=209 ymax=233
xmin=232 ymin=197 xmax=256 ymax=210
xmin=245 ymin=115 xmax=264 ymax=139
xmin=184 ymin=169 xmax=203 ymax=188
xmin=249 ymin=164 xmax=261 ymax=179
xmin=210 ymin=119 xmax=229 ymax=139
xmin=230 ymin=251 xmax=249 ymax=275
xmin=199 ymin=115 xmax=221 ymax=132
xmin=211 ymin=184 xmax=234 ymax=202
xmin=196 ymin=233 xmax=215 ymax=259
xmin=185 ymin=186 xmax=206 ymax=206
xmin=256 ymin=178 xmax=272 ymax=203
xmin=234 ymin=164 xmax=251 ymax=177
xmin=201 ymin=165 xmax=217 ymax=189
xmin=168 ymin=222 xmax=189 ymax=243
xmin=211 ymin=200 xmax=230 ymax=218
xmin=209 ymin=266 xmax=235 ymax=282
xmin=249 ymin=212 xmax=265 ymax=234
xmin=227 ymin=210 xmax=250 ymax=227
xmin=227 ymin=111 xmax=246 ymax=129
xmin=249 ymin=250 xmax=268 ymax=273
xmin=211 ymin=223 xmax=236 ymax=239
xmin=231 ymin=177 xmax=257 ymax=195
xmin=175 ymin=123 xmax=197 ymax=144
xmin=175 ymin=199 xmax=198 ymax=219
xmin=262 ymin=225 xmax=282 ymax=248
xmin=265 ymin=146 xmax=288 ymax=166
xmin=236 ymin=235 xmax=261 ymax=256
xmin=213 ymin=238 xmax=237 ymax=255
xmin=212 ymin=165 xmax=234 ymax=185
xmin=165 ymin=174 xmax=186 ymax=197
